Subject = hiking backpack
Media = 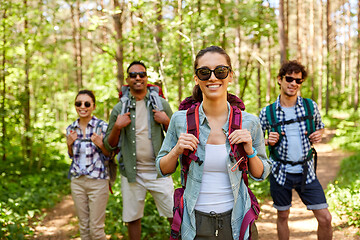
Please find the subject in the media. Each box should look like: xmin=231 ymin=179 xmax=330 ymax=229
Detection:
xmin=170 ymin=95 xmax=260 ymax=240
xmin=265 ymin=98 xmax=318 ymax=191
xmin=115 ymin=84 xmax=166 ymax=171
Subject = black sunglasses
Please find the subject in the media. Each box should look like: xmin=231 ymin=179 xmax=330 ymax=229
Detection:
xmin=284 ymin=76 xmax=304 ymax=84
xmin=195 ymin=66 xmax=231 ymax=81
xmin=128 ymin=72 xmax=147 ymax=78
xmin=75 ymin=101 xmax=91 ymax=108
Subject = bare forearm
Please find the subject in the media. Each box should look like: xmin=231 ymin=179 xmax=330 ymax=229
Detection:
xmin=159 ymin=149 xmax=180 ymax=175
xmin=67 ymin=144 xmax=74 ymax=157
xmin=107 ymin=127 xmax=121 ymax=148
xmin=248 ymin=156 xmax=264 ymax=178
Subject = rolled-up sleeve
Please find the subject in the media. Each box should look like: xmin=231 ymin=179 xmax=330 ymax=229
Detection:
xmin=155 ymin=111 xmax=185 ymax=177
xmin=244 ymin=112 xmax=272 ymax=181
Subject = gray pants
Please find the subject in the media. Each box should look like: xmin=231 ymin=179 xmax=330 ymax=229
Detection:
xmin=195 ymin=210 xmax=258 ymax=240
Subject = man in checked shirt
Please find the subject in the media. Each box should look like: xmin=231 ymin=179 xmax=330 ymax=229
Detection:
xmin=259 ymin=60 xmax=332 ymax=240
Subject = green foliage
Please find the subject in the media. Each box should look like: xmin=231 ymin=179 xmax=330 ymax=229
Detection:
xmin=326 ymin=153 xmax=360 ymax=229
xmin=0 ymin=154 xmax=70 ymax=239
xmin=325 ymin=111 xmax=360 ymax=230
xmin=104 ymin=179 xmax=171 ymax=239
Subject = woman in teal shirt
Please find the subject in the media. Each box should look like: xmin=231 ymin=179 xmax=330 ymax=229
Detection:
xmin=156 ymin=46 xmax=271 ymax=240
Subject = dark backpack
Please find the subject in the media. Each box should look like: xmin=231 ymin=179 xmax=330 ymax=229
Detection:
xmin=171 ymin=97 xmax=259 ymax=240
xmin=265 ymin=98 xmax=317 ymax=191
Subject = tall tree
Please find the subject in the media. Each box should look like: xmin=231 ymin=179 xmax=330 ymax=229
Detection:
xmin=177 ymin=0 xmax=184 ymax=104
xmin=113 ymin=0 xmax=125 ymax=89
xmin=1 ymin=6 xmax=6 ymax=161
xmin=326 ymin=0 xmax=331 ymax=114
xmin=317 ymin=0 xmax=324 ymax=109
xmin=278 ymin=0 xmax=287 ymax=64
xmin=355 ymin=0 xmax=360 ymax=110
xmin=23 ymin=0 xmax=32 ymax=162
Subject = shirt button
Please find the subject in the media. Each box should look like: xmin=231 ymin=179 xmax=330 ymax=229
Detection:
xmin=133 ymin=103 xmax=135 ymax=106
xmin=132 ymin=128 xmax=135 ymax=131
xmin=132 ymin=115 xmax=135 ymax=118
xmin=132 ymin=141 xmax=135 ymax=144
xmin=133 ymin=166 xmax=136 ymax=169
xmin=133 ymin=153 xmax=135 ymax=156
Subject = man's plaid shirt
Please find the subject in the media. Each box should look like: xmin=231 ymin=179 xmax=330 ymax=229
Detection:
xmin=66 ymin=116 xmax=109 ymax=179
xmin=259 ymin=95 xmax=324 ymax=186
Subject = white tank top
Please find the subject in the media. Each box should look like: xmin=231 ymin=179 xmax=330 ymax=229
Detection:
xmin=194 ymin=144 xmax=234 ymax=213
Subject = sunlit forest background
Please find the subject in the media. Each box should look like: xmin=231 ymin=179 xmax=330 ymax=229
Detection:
xmin=1 ymin=0 xmax=359 ymax=239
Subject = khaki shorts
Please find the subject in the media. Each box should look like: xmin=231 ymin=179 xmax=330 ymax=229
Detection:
xmin=121 ymin=175 xmax=174 ymax=222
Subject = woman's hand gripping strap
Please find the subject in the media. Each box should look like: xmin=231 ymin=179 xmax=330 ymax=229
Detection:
xmin=229 ymin=106 xmax=248 ymax=172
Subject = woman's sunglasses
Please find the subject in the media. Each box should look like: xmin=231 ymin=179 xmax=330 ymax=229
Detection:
xmin=75 ymin=101 xmax=91 ymax=108
xmin=128 ymin=72 xmax=147 ymax=78
xmin=195 ymin=66 xmax=231 ymax=81
xmin=284 ymin=76 xmax=304 ymax=84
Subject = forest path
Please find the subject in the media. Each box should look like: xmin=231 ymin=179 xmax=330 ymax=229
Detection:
xmin=257 ymin=129 xmax=359 ymax=240
xmin=32 ymin=129 xmax=359 ymax=239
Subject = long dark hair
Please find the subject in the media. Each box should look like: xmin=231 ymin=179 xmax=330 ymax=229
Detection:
xmin=192 ymin=46 xmax=232 ymax=102
xmin=75 ymin=89 xmax=96 ymax=105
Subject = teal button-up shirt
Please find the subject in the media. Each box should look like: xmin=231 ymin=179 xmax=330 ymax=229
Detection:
xmin=104 ymin=91 xmax=173 ymax=183
xmin=156 ymin=103 xmax=271 ymax=240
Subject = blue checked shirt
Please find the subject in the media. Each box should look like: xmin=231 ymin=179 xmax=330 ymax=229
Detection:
xmin=66 ymin=116 xmax=110 ymax=180
xmin=259 ymin=95 xmax=324 ymax=186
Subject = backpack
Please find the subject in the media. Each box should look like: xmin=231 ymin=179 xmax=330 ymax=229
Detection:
xmin=170 ymin=97 xmax=259 ymax=240
xmin=265 ymin=98 xmax=317 ymax=191
xmin=115 ymin=84 xmax=166 ymax=171
xmin=67 ymin=120 xmax=117 ymax=194
xmin=118 ymin=84 xmax=165 ymax=114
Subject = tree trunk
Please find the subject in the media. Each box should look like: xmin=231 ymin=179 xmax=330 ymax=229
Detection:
xmin=177 ymin=0 xmax=183 ymax=104
xmin=113 ymin=0 xmax=125 ymax=90
xmin=309 ymin=0 xmax=315 ymax=99
xmin=154 ymin=0 xmax=163 ymax=74
xmin=278 ymin=0 xmax=287 ymax=64
xmin=23 ymin=0 xmax=32 ymax=164
xmin=76 ymin=0 xmax=83 ymax=88
xmin=355 ymin=0 xmax=360 ymax=111
xmin=257 ymin=42 xmax=261 ymax=111
xmin=1 ymin=7 xmax=6 ymax=161
xmin=347 ymin=0 xmax=353 ymax=105
xmin=70 ymin=3 xmax=81 ymax=90
xmin=266 ymin=36 xmax=272 ymax=104
xmin=340 ymin=0 xmax=346 ymax=95
xmin=318 ymin=0 xmax=324 ymax=109
xmin=296 ymin=0 xmax=302 ymax=61
xmin=235 ymin=0 xmax=242 ymax=96
xmin=218 ymin=0 xmax=226 ymax=49
xmin=326 ymin=0 xmax=331 ymax=114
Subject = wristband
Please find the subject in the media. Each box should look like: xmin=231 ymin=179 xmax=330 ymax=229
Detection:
xmin=247 ymin=147 xmax=257 ymax=158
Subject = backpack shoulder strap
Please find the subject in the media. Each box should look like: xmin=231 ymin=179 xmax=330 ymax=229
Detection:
xmin=302 ymin=98 xmax=316 ymax=137
xmin=265 ymin=102 xmax=282 ymax=134
xmin=95 ymin=119 xmax=104 ymax=135
xmin=120 ymin=85 xmax=131 ymax=115
xmin=181 ymin=104 xmax=202 ymax=187
xmin=148 ymin=86 xmax=164 ymax=111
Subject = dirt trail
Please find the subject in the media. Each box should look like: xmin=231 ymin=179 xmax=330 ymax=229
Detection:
xmin=257 ymin=129 xmax=359 ymax=240
xmin=33 ymin=129 xmax=359 ymax=239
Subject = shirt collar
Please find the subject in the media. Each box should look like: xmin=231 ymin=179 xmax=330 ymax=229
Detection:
xmin=74 ymin=116 xmax=97 ymax=128
xmin=198 ymin=102 xmax=231 ymax=132
xmin=275 ymin=94 xmax=304 ymax=109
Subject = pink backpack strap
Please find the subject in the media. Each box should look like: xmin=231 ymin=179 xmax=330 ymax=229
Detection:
xmin=239 ymin=172 xmax=260 ymax=240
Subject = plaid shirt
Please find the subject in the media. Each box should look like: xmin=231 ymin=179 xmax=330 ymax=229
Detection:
xmin=66 ymin=116 xmax=109 ymax=179
xmin=259 ymin=95 xmax=324 ymax=186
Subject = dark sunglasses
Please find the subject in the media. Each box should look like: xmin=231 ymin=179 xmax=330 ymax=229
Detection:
xmin=75 ymin=101 xmax=91 ymax=108
xmin=195 ymin=66 xmax=231 ymax=81
xmin=128 ymin=72 xmax=147 ymax=78
xmin=284 ymin=76 xmax=304 ymax=84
